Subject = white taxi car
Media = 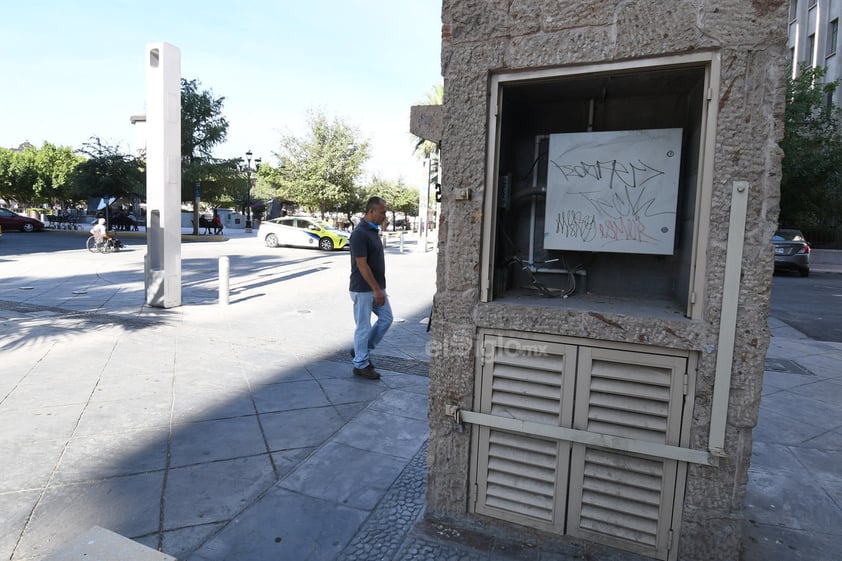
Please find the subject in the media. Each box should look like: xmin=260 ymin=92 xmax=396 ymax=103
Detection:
xmin=257 ymin=216 xmax=349 ymax=251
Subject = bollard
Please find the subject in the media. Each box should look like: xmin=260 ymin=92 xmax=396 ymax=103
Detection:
xmin=400 ymin=231 xmax=405 ymax=253
xmin=219 ymin=256 xmax=230 ymax=306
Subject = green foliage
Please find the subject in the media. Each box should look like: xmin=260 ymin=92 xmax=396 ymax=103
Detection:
xmin=180 ymin=78 xmax=236 ymax=204
xmin=366 ymin=176 xmax=419 ymax=214
xmin=70 ymin=138 xmax=145 ymax=200
xmin=0 ymin=145 xmax=37 ymax=204
xmin=780 ymin=64 xmax=842 ymax=228
xmin=0 ymin=143 xmax=84 ymax=206
xmin=268 ymin=109 xmax=370 ymax=217
xmin=35 ymin=143 xmax=84 ymax=202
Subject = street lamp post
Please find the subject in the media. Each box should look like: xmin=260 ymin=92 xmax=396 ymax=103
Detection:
xmin=243 ymin=150 xmax=261 ymax=232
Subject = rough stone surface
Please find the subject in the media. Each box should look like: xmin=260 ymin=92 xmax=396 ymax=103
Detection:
xmin=428 ymin=1 xmax=788 ymax=560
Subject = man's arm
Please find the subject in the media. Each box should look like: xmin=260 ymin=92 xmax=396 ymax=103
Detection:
xmin=355 ymin=256 xmax=386 ymax=306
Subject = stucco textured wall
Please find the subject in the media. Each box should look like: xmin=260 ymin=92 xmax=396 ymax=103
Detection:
xmin=427 ymin=1 xmax=788 ymax=560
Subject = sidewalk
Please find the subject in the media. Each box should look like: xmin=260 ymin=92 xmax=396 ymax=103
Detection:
xmin=1 ymin=232 xmax=840 ymax=561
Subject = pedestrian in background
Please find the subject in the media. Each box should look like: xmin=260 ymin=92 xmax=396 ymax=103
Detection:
xmin=349 ymin=196 xmax=393 ymax=380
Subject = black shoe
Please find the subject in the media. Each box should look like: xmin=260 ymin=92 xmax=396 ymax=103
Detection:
xmin=349 ymin=349 xmax=374 ymax=368
xmin=353 ymin=364 xmax=381 ymax=380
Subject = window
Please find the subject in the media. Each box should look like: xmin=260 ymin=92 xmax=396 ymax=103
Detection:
xmin=809 ymin=0 xmax=817 ymax=7
xmin=809 ymin=33 xmax=816 ymax=65
xmin=829 ymin=18 xmax=839 ymax=55
xmin=790 ymin=0 xmax=798 ymax=21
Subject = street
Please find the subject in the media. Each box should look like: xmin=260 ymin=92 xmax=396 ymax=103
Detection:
xmin=771 ymin=271 xmax=842 ymax=342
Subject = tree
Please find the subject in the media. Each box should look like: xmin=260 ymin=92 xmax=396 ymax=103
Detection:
xmin=780 ymin=64 xmax=842 ymax=230
xmin=34 ymin=143 xmax=84 ymax=206
xmin=268 ymin=109 xmax=370 ymax=218
xmin=70 ymin=137 xmax=145 ymax=206
xmin=363 ymin=176 xmax=419 ymax=229
xmin=0 ymin=146 xmax=38 ymax=206
xmin=181 ymin=78 xmax=237 ymax=233
xmin=0 ymin=143 xmax=85 ymax=208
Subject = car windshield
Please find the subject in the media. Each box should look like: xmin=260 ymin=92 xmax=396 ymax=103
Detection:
xmin=773 ymin=229 xmax=806 ymax=242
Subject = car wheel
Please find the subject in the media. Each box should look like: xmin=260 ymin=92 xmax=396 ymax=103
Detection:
xmin=22 ymin=223 xmax=35 ymax=233
xmin=265 ymin=233 xmax=279 ymax=248
xmin=319 ymin=237 xmax=334 ymax=251
xmin=799 ymin=267 xmax=810 ymax=277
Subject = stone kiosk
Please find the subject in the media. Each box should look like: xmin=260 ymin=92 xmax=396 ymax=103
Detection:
xmin=414 ymin=2 xmax=788 ymax=560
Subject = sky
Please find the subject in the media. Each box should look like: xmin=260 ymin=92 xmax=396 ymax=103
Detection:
xmin=0 ymin=0 xmax=442 ymax=188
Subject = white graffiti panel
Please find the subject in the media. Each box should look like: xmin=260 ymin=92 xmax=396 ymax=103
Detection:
xmin=544 ymin=129 xmax=682 ymax=255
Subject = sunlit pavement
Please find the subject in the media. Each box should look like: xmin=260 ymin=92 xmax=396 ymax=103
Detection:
xmin=1 ymin=230 xmax=841 ymax=561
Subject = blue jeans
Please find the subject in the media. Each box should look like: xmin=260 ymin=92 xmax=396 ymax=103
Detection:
xmin=350 ymin=291 xmax=393 ymax=368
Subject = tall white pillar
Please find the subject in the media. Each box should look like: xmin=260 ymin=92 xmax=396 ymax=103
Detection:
xmin=144 ymin=42 xmax=182 ymax=308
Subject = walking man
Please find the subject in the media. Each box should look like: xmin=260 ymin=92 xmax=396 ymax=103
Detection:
xmin=349 ymin=196 xmax=393 ymax=379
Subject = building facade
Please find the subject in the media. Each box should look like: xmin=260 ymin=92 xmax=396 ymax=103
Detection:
xmin=789 ymin=0 xmax=842 ymax=97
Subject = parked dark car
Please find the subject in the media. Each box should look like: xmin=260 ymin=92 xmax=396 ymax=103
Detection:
xmin=0 ymin=208 xmax=44 ymax=232
xmin=772 ymin=228 xmax=810 ymax=277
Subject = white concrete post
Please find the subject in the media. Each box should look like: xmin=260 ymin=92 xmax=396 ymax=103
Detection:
xmin=144 ymin=43 xmax=182 ymax=308
xmin=219 ymin=256 xmax=230 ymax=306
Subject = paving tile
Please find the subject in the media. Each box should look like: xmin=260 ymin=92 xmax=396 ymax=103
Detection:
xmin=0 ymin=404 xmax=85 ymax=443
xmin=333 ymin=408 xmax=428 ymax=459
xmin=271 ymin=447 xmax=316 ymax=478
xmin=370 ymin=388 xmax=429 ymax=421
xmin=14 ymin=472 xmax=164 ymax=560
xmin=53 ymin=428 xmax=169 ymax=483
xmin=189 ymin=487 xmax=369 ymax=561
xmin=261 ymin=406 xmax=348 ymax=451
xmin=760 ymin=390 xmax=842 ymax=428
xmin=74 ymin=397 xmax=173 ymax=436
xmin=741 ymin=520 xmax=842 ymax=561
xmin=0 ymin=437 xmax=67 ymax=492
xmin=747 ymin=441 xmax=805 ymax=475
xmin=744 ymin=469 xmax=842 ymax=533
xmin=252 ymin=379 xmax=332 ymax=413
xmin=170 ymin=416 xmax=268 ymax=467
xmin=318 ymin=376 xmax=387 ymax=405
xmin=280 ymin=440 xmax=407 ymax=510
xmin=170 ymin=389 xmax=256 ymax=423
xmin=3 ymin=380 xmax=95 ymax=411
xmin=305 ymin=359 xmax=355 ymax=380
xmin=752 ymin=407 xmax=827 ymax=446
xmin=0 ymin=489 xmax=41 ymax=561
xmin=164 ymin=455 xmax=276 ymax=529
xmin=90 ymin=373 xmax=174 ymax=403
xmin=148 ymin=522 xmax=225 ymax=560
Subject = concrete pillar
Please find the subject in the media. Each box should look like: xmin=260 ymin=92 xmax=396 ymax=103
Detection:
xmin=144 ymin=42 xmax=182 ymax=308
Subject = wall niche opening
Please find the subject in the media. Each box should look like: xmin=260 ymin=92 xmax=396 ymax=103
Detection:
xmin=489 ymin=64 xmax=708 ymax=318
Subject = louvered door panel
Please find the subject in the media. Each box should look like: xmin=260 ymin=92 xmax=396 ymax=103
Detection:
xmin=471 ymin=336 xmax=577 ymax=532
xmin=567 ymin=347 xmax=687 ymax=560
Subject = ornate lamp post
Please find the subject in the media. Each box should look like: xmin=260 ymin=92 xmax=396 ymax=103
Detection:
xmin=243 ymin=150 xmax=261 ymax=232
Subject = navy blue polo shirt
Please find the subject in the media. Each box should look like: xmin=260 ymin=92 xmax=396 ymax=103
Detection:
xmin=349 ymin=221 xmax=386 ymax=292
